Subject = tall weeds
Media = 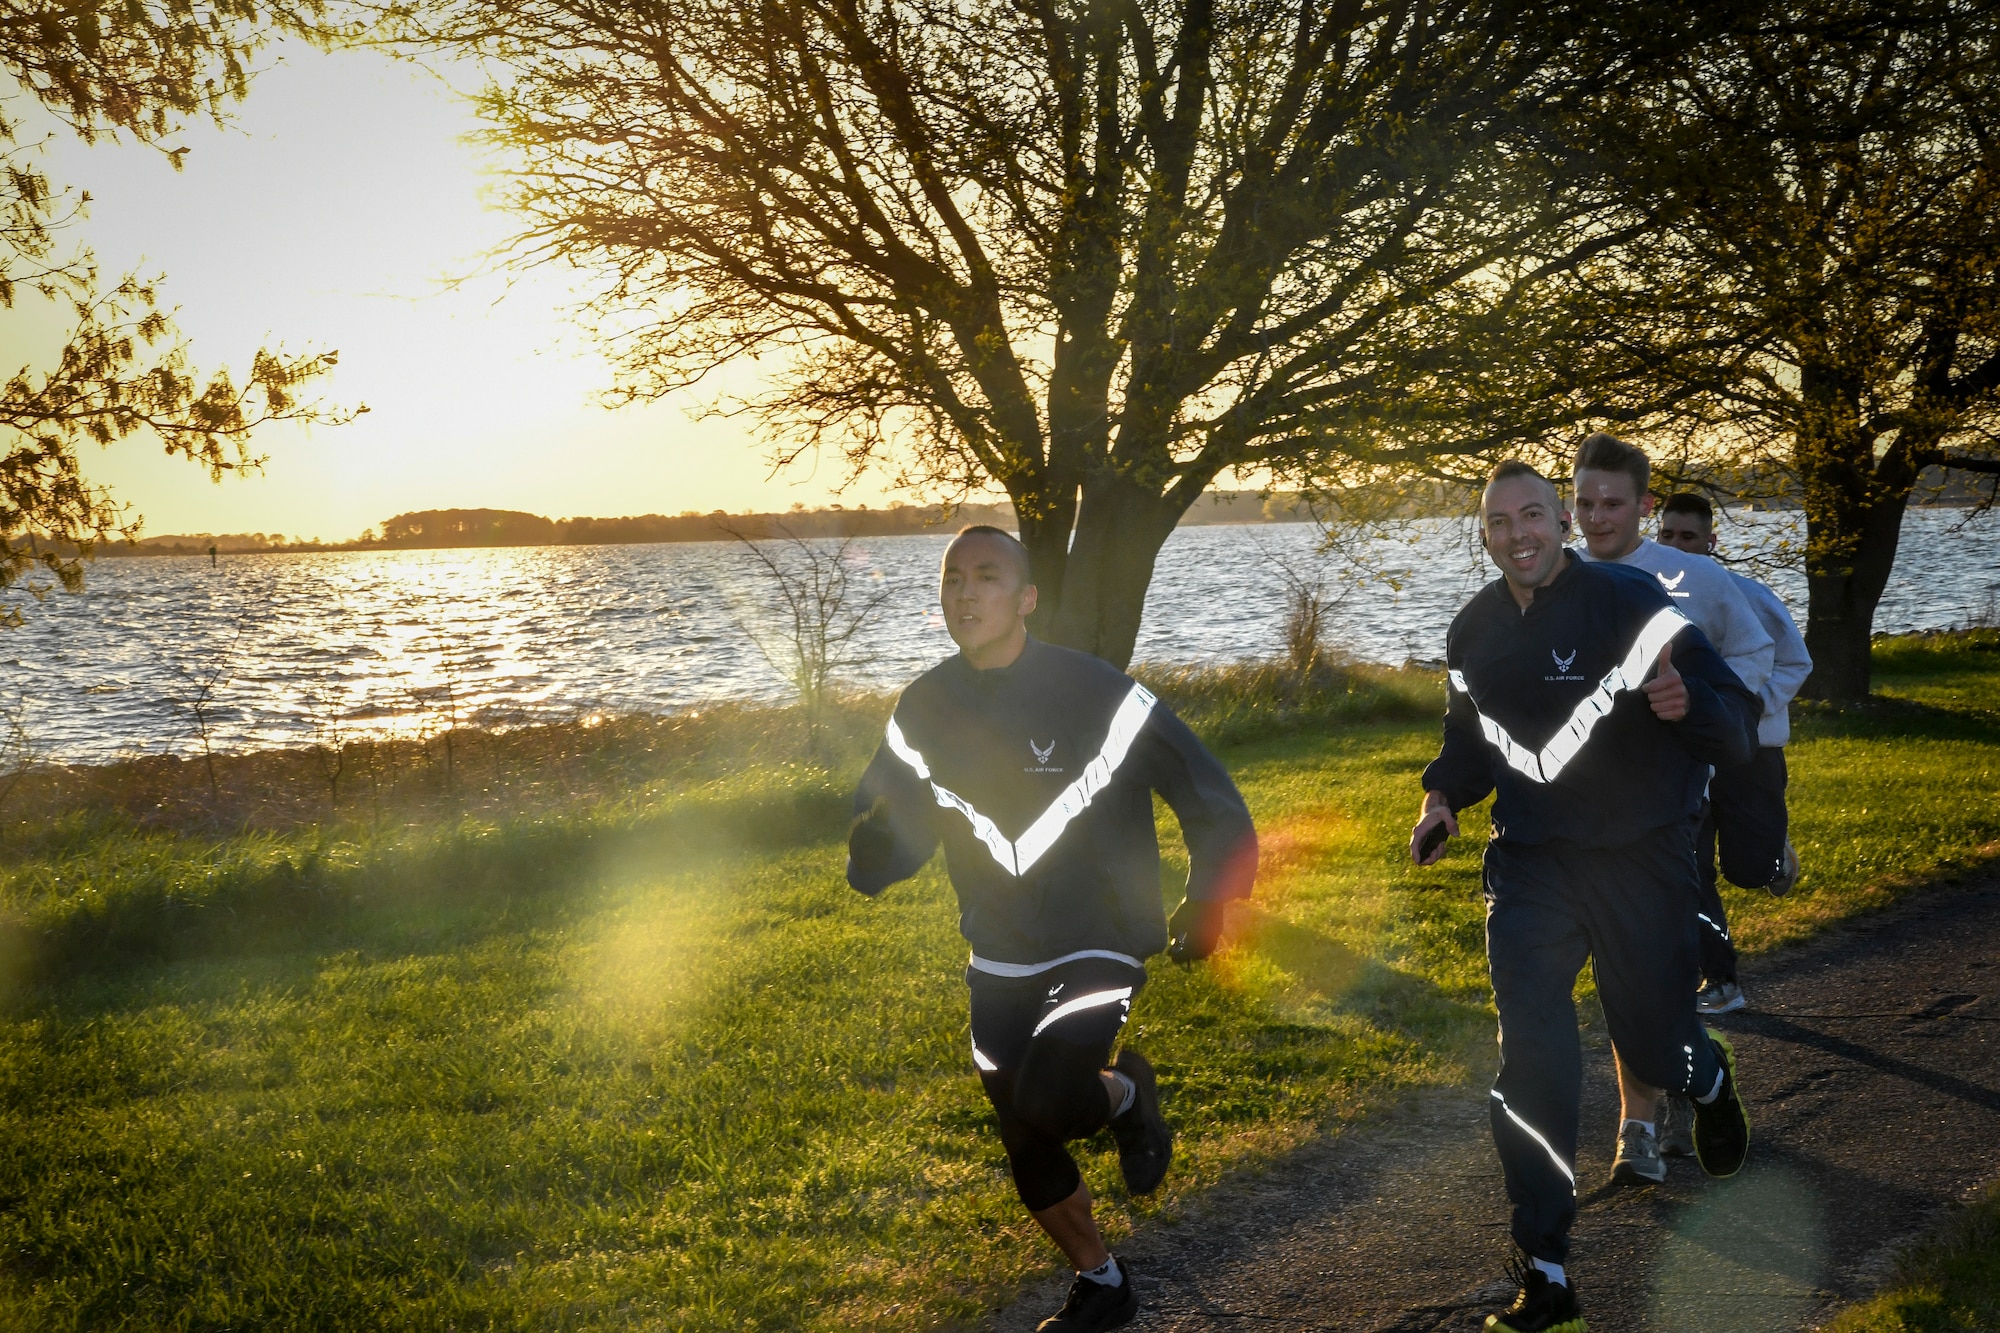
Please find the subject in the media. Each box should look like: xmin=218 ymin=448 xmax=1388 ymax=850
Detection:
xmin=722 ymin=524 xmax=891 ymax=750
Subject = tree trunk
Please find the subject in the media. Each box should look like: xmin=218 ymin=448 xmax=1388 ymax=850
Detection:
xmin=1799 ymin=470 xmax=1909 ymax=704
xmin=1041 ymin=474 xmax=1183 ymax=668
xmin=1015 ymin=484 xmax=1078 ymax=636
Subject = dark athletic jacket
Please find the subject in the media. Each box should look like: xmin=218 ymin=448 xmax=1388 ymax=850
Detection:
xmin=1421 ymin=555 xmax=1760 ymax=848
xmin=848 ymin=638 xmax=1257 ymax=968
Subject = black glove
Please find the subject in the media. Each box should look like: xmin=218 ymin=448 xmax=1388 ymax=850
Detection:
xmin=1167 ymin=896 xmax=1229 ymax=963
xmin=847 ymin=796 xmax=897 ymax=873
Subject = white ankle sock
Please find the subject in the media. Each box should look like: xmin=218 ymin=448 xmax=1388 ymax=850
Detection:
xmin=1080 ymin=1256 xmax=1122 ymax=1286
xmin=1695 ymin=1068 xmax=1725 ymax=1104
xmin=1530 ymin=1257 xmax=1566 ymax=1288
xmin=1108 ymin=1071 xmax=1136 ymax=1118
xmin=1621 ymin=1117 xmax=1656 ymax=1138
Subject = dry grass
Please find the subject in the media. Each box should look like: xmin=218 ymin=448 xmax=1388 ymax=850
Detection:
xmin=0 ymin=699 xmax=892 ymax=840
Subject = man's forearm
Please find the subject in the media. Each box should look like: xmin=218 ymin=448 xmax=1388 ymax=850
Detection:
xmin=1673 ymin=680 xmax=1757 ymax=769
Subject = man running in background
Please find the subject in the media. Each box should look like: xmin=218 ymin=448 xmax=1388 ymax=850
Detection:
xmin=1412 ymin=462 xmax=1756 ymax=1332
xmin=1570 ymin=433 xmax=1774 ymax=1188
xmin=1657 ymin=491 xmax=1810 ymax=995
xmin=847 ymin=525 xmax=1257 ymax=1333
xmin=1654 ymin=491 xmax=1811 ymax=1155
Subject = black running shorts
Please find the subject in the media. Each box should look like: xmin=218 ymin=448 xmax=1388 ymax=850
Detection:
xmin=967 ymin=956 xmax=1144 ymax=1211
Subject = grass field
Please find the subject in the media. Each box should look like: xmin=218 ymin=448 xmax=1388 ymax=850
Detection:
xmin=0 ymin=635 xmax=1995 ymax=1330
xmin=1827 ymin=1179 xmax=2000 ymax=1332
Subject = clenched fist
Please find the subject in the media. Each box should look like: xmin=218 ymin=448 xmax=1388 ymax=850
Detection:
xmin=847 ymin=796 xmax=897 ymax=872
xmin=1167 ymin=896 xmax=1229 ymax=963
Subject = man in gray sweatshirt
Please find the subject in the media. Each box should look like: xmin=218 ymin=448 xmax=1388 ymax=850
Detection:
xmin=1571 ymin=434 xmax=1775 ymax=1188
xmin=1657 ymin=495 xmax=1810 ymax=977
xmin=1653 ymin=491 xmax=1813 ymax=1158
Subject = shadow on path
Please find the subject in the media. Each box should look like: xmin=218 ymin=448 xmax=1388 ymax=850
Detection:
xmin=988 ymin=874 xmax=2000 ymax=1331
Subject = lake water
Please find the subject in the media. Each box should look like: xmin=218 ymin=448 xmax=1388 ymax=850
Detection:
xmin=3 ymin=509 xmax=1995 ymax=763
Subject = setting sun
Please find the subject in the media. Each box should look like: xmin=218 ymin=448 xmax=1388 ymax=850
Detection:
xmin=16 ymin=43 xmax=892 ymax=542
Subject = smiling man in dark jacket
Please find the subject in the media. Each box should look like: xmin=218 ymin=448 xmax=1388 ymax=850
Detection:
xmin=1410 ymin=462 xmax=1759 ymax=1332
xmin=847 ymin=525 xmax=1257 ymax=1333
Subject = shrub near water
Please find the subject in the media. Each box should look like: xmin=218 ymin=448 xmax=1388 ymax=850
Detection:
xmin=0 ymin=642 xmax=1994 ymax=1329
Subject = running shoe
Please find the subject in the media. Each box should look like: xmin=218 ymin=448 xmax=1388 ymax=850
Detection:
xmin=1036 ymin=1260 xmax=1138 ymax=1331
xmin=1767 ymin=840 xmax=1800 ymax=896
xmin=1485 ymin=1251 xmax=1586 ymax=1332
xmin=1108 ymin=1050 xmax=1173 ymax=1195
xmin=1658 ymin=1094 xmax=1695 ymax=1157
xmin=1609 ymin=1120 xmax=1665 ymax=1186
xmin=1692 ymin=1029 xmax=1750 ymax=1178
xmin=1695 ymin=979 xmax=1746 ymax=1015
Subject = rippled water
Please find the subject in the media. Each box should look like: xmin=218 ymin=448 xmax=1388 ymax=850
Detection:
xmin=3 ymin=509 xmax=1994 ymax=762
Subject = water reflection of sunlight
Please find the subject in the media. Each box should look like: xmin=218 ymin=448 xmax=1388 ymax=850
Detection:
xmin=4 ymin=510 xmax=1995 ymax=761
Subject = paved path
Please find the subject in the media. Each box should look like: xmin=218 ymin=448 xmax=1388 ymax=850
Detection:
xmin=989 ymin=873 xmax=2000 ymax=1331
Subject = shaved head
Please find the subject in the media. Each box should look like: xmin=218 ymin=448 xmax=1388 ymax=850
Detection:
xmin=1480 ymin=461 xmax=1560 ymax=521
xmin=944 ymin=524 xmax=1032 ymax=589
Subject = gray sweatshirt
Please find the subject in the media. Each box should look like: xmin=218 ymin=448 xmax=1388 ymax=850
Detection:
xmin=1580 ymin=539 xmax=1775 ymax=697
xmin=1731 ymin=572 xmax=1813 ymax=747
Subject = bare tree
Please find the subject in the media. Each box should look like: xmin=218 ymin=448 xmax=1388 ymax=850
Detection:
xmin=301 ymin=681 xmax=350 ymax=809
xmin=1258 ymin=542 xmax=1335 ymax=678
xmin=725 ymin=524 xmax=891 ymax=743
xmin=1252 ymin=504 xmax=1407 ymax=677
xmin=159 ymin=617 xmax=250 ymax=806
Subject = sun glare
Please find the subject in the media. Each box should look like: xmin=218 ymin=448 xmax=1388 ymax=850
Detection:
xmin=13 ymin=43 xmax=891 ymax=542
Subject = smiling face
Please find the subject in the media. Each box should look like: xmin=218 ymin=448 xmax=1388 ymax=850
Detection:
xmin=940 ymin=531 xmax=1037 ymax=668
xmin=1571 ymin=467 xmax=1652 ymax=561
xmin=1480 ymin=472 xmax=1571 ymax=603
xmin=1657 ymin=507 xmax=1716 ymax=555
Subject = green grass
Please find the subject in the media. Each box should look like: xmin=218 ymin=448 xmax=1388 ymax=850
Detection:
xmin=1826 ymin=1181 xmax=2000 ymax=1331
xmin=0 ymin=640 xmax=1996 ymax=1330
xmin=1807 ymin=634 xmax=2000 ymax=1331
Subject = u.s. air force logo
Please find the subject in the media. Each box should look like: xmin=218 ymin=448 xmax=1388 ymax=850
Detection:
xmin=1026 ymin=738 xmax=1063 ymax=774
xmin=1547 ymin=647 xmax=1583 ymax=682
xmin=1656 ymin=569 xmax=1690 ymax=599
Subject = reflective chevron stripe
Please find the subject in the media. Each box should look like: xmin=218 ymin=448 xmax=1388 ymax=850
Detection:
xmin=1032 ymin=986 xmax=1134 ymax=1036
xmin=1450 ymin=608 xmax=1689 ymax=784
xmin=884 ymin=682 xmax=1159 ymax=876
xmin=1492 ymin=1089 xmax=1576 ymax=1192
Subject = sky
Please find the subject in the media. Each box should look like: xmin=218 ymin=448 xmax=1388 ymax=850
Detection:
xmin=5 ymin=44 xmax=907 ymax=543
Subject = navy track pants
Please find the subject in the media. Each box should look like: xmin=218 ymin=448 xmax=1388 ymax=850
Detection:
xmin=1484 ymin=823 xmax=1721 ymax=1262
xmin=1696 ymin=746 xmax=1791 ymax=984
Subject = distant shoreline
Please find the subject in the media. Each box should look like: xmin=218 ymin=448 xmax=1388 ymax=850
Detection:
xmin=100 ymin=489 xmax=1333 ymax=557
xmin=95 ymin=473 xmax=1985 ymax=559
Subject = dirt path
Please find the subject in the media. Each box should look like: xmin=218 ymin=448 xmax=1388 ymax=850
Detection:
xmin=988 ymin=871 xmax=2000 ymax=1332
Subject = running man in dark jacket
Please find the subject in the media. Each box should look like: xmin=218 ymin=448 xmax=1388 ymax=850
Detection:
xmin=1410 ymin=463 xmax=1759 ymax=1332
xmin=848 ymin=525 xmax=1257 ymax=1333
